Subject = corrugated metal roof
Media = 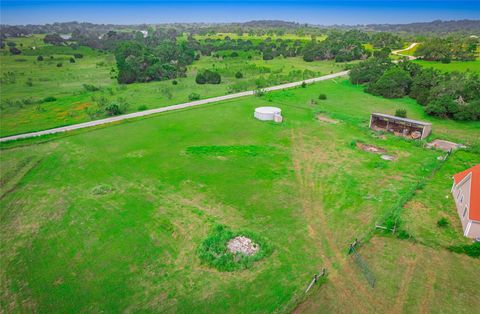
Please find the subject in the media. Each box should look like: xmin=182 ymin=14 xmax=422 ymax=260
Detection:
xmin=371 ymin=113 xmax=432 ymax=126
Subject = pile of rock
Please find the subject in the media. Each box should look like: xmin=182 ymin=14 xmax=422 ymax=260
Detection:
xmin=227 ymin=236 xmax=259 ymax=256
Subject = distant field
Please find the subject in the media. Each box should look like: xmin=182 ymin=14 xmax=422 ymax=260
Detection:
xmin=1 ymin=78 xmax=478 ymax=312
xmin=413 ymin=60 xmax=480 ymax=73
xmin=0 ymin=37 xmax=351 ymax=137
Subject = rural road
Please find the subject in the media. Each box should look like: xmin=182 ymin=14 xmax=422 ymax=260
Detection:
xmin=392 ymin=43 xmax=419 ymax=60
xmin=0 ymin=70 xmax=349 ymax=142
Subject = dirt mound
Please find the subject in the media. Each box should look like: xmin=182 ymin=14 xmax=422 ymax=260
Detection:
xmin=316 ymin=115 xmax=338 ymax=124
xmin=227 ymin=236 xmax=259 ymax=256
xmin=426 ymin=139 xmax=466 ymax=152
xmin=356 ymin=142 xmax=386 ymax=154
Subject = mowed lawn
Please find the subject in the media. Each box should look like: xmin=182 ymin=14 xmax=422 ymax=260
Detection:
xmin=1 ymin=79 xmax=479 ymax=312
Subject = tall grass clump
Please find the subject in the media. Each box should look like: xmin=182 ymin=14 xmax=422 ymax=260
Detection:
xmin=197 ymin=224 xmax=272 ymax=271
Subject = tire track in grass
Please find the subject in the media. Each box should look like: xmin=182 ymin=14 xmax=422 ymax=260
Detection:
xmin=290 ymin=129 xmax=384 ymax=313
xmin=392 ymin=253 xmax=420 ymax=314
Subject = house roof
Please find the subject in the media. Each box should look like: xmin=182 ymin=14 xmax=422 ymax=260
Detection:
xmin=454 ymin=164 xmax=480 ymax=221
xmin=371 ymin=113 xmax=432 ymax=127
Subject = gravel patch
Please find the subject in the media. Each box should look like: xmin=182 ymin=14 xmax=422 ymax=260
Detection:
xmin=227 ymin=236 xmax=259 ymax=256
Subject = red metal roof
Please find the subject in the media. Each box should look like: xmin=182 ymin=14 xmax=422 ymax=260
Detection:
xmin=454 ymin=164 xmax=480 ymax=221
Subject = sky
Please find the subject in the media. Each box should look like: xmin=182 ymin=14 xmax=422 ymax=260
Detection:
xmin=1 ymin=1 xmax=479 ymax=25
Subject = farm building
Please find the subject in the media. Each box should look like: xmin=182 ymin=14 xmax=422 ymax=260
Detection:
xmin=451 ymin=164 xmax=480 ymax=239
xmin=369 ymin=113 xmax=432 ymax=139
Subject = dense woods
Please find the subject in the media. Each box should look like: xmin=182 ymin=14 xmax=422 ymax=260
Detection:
xmin=350 ymin=57 xmax=480 ymax=121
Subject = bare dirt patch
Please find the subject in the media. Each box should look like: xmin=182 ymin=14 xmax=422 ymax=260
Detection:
xmin=356 ymin=142 xmax=386 ymax=154
xmin=316 ymin=114 xmax=339 ymax=124
xmin=381 ymin=154 xmax=396 ymax=161
xmin=227 ymin=236 xmax=259 ymax=256
xmin=426 ymin=139 xmax=466 ymax=152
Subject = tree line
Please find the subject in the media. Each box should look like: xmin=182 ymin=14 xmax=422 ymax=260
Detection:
xmin=350 ymin=57 xmax=480 ymax=121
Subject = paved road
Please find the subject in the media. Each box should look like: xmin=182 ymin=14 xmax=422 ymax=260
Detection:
xmin=392 ymin=43 xmax=419 ymax=60
xmin=0 ymin=70 xmax=349 ymax=143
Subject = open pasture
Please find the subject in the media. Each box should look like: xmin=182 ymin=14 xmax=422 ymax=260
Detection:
xmin=1 ymin=77 xmax=479 ymax=312
xmin=1 ymin=38 xmax=348 ymax=137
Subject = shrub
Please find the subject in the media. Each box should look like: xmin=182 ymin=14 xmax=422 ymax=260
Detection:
xmin=437 ymin=217 xmax=449 ymax=227
xmin=73 ymin=53 xmax=83 ymax=58
xmin=195 ymin=73 xmax=206 ymax=84
xmin=254 ymin=89 xmax=265 ymax=97
xmin=9 ymin=47 xmax=21 ymax=55
xmin=301 ymin=81 xmax=307 ymax=88
xmin=172 ymin=80 xmax=178 ymax=85
xmin=56 ymin=62 xmax=63 ymax=67
xmin=189 ymin=93 xmax=200 ymax=101
xmin=204 ymin=70 xmax=221 ymax=84
xmin=69 ymin=57 xmax=75 ymax=63
xmin=83 ymin=84 xmax=100 ymax=92
xmin=42 ymin=96 xmax=57 ymax=102
xmin=230 ymin=51 xmax=239 ymax=57
xmin=395 ymin=108 xmax=407 ymax=118
xmin=448 ymin=242 xmax=480 ymax=258
xmin=104 ymin=99 xmax=129 ymax=116
xmin=26 ymin=78 xmax=33 ymax=87
xmin=318 ymin=93 xmax=327 ymax=100
xmin=37 ymin=55 xmax=44 ymax=61
xmin=262 ymin=52 xmax=274 ymax=60
xmin=105 ymin=103 xmax=121 ymax=116
xmin=235 ymin=71 xmax=243 ymax=79
xmin=137 ymin=105 xmax=148 ymax=111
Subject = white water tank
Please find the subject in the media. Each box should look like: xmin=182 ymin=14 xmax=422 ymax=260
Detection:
xmin=254 ymin=107 xmax=282 ymax=121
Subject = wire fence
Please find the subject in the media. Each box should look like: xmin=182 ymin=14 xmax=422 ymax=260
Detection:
xmin=349 ymin=240 xmax=376 ymax=288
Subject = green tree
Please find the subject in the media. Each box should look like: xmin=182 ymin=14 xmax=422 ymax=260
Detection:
xmin=367 ymin=67 xmax=412 ymax=98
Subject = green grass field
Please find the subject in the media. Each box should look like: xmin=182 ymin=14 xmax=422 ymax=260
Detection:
xmin=1 ymin=77 xmax=479 ymax=312
xmin=413 ymin=59 xmax=480 ymax=73
xmin=0 ymin=38 xmax=349 ymax=137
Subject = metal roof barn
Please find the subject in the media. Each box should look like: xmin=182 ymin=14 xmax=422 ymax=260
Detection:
xmin=369 ymin=113 xmax=432 ymax=139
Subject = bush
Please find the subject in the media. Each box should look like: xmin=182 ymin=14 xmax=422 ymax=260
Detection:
xmin=69 ymin=57 xmax=75 ymax=63
xmin=83 ymin=84 xmax=100 ymax=92
xmin=301 ymin=81 xmax=307 ymax=88
xmin=73 ymin=53 xmax=83 ymax=58
xmin=235 ymin=71 xmax=243 ymax=79
xmin=437 ymin=217 xmax=449 ymax=227
xmin=137 ymin=105 xmax=148 ymax=111
xmin=230 ymin=51 xmax=239 ymax=57
xmin=197 ymin=224 xmax=272 ymax=271
xmin=195 ymin=73 xmax=206 ymax=84
xmin=254 ymin=89 xmax=265 ymax=97
xmin=172 ymin=80 xmax=178 ymax=85
xmin=56 ymin=62 xmax=63 ymax=67
xmin=36 ymin=55 xmax=44 ymax=61
xmin=262 ymin=52 xmax=274 ymax=60
xmin=9 ymin=47 xmax=21 ymax=55
xmin=105 ymin=103 xmax=122 ymax=116
xmin=189 ymin=93 xmax=200 ymax=101
xmin=395 ymin=108 xmax=407 ymax=118
xmin=448 ymin=242 xmax=480 ymax=258
xmin=42 ymin=96 xmax=57 ymax=102
xmin=318 ymin=93 xmax=327 ymax=100
xmin=26 ymin=78 xmax=33 ymax=87
xmin=204 ymin=70 xmax=221 ymax=84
